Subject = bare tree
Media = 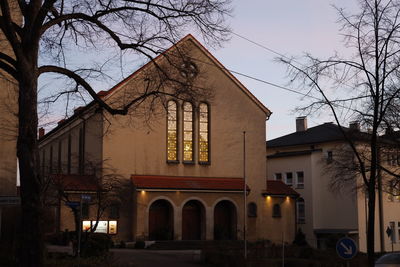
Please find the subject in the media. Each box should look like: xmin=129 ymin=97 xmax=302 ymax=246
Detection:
xmin=46 ymin=160 xmax=130 ymax=255
xmin=279 ymin=0 xmax=400 ymax=265
xmin=0 ymin=1 xmax=231 ymax=265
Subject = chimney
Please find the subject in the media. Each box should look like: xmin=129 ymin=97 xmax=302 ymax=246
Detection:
xmin=349 ymin=121 xmax=360 ymax=131
xmin=296 ymin=117 xmax=307 ymax=132
xmin=58 ymin=119 xmax=66 ymax=126
xmin=38 ymin=127 xmax=45 ymax=138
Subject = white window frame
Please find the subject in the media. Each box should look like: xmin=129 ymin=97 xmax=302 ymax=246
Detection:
xmin=285 ymin=172 xmax=293 ymax=186
xmin=275 ymin=173 xmax=282 ymax=181
xmin=296 ymin=171 xmax=304 ymax=189
xmin=296 ymin=199 xmax=305 ymax=224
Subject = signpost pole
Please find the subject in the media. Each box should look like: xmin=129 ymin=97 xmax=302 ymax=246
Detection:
xmin=282 ymin=231 xmax=285 ymax=267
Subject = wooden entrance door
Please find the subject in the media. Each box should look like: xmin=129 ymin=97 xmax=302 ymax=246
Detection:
xmin=149 ymin=200 xmax=173 ymax=240
xmin=214 ymin=200 xmax=237 ymax=240
xmin=182 ymin=200 xmax=203 ymax=240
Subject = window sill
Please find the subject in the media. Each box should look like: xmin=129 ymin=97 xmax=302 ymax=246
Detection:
xmin=167 ymin=160 xmax=179 ymax=164
xmin=272 ymin=215 xmax=282 ymax=218
xmin=296 ymin=186 xmax=304 ymax=189
xmin=199 ymin=161 xmax=211 ymax=166
xmin=183 ymin=161 xmax=195 ymax=165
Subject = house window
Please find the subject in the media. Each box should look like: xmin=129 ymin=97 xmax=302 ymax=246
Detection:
xmin=167 ymin=100 xmax=178 ymax=162
xmin=272 ymin=204 xmax=281 ymax=218
xmin=67 ymin=134 xmax=71 ymax=174
xmin=248 ymin=202 xmax=257 ymax=217
xmin=297 ymin=198 xmax=305 ymax=224
xmin=296 ymin=171 xmax=304 ymax=189
xmin=183 ymin=102 xmax=194 ymax=162
xmin=81 ymin=202 xmax=89 ymax=219
xmin=109 ymin=204 xmax=120 ymax=219
xmin=327 ymin=151 xmax=333 ymax=163
xmin=58 ymin=140 xmax=62 ymax=173
xmin=275 ymin=173 xmax=282 ymax=181
xmin=42 ymin=149 xmax=46 ymax=176
xmin=198 ymin=103 xmax=209 ymax=163
xmin=286 ymin=172 xmax=293 ymax=186
xmin=49 ymin=146 xmax=53 ymax=174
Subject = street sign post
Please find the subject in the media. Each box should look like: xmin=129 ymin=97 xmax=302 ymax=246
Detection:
xmin=336 ymin=237 xmax=357 ymax=260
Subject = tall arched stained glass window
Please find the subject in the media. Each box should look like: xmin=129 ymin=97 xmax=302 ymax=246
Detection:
xmin=183 ymin=102 xmax=193 ymax=162
xmin=199 ymin=103 xmax=209 ymax=163
xmin=167 ymin=100 xmax=178 ymax=161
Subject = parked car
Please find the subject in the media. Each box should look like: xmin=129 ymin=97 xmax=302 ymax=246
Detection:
xmin=376 ymin=253 xmax=400 ymax=267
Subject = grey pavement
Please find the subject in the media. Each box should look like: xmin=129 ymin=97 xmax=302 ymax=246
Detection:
xmin=110 ymin=249 xmax=211 ymax=267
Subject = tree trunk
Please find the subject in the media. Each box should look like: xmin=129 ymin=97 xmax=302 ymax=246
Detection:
xmin=367 ymin=123 xmax=379 ymax=267
xmin=367 ymin=185 xmax=376 ymax=267
xmin=16 ymin=71 xmax=44 ymax=266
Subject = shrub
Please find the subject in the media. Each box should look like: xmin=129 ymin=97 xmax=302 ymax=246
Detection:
xmin=80 ymin=233 xmax=113 ymax=258
xmin=292 ymin=228 xmax=308 ymax=247
xmin=119 ymin=240 xmax=126 ymax=248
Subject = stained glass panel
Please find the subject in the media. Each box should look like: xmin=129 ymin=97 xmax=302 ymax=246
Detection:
xmin=183 ymin=102 xmax=193 ymax=161
xmin=199 ymin=103 xmax=209 ymax=163
xmin=167 ymin=100 xmax=178 ymax=161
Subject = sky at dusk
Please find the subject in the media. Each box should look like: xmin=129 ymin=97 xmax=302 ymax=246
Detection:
xmin=210 ymin=0 xmax=359 ymax=139
xmin=39 ymin=0 xmax=361 ymax=140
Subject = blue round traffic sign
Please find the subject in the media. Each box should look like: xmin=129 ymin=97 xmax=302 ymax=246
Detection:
xmin=336 ymin=237 xmax=357 ymax=260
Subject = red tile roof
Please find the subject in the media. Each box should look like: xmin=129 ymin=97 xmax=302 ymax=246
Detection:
xmin=51 ymin=174 xmax=99 ymax=192
xmin=131 ymin=175 xmax=249 ymax=192
xmin=263 ymin=180 xmax=299 ymax=197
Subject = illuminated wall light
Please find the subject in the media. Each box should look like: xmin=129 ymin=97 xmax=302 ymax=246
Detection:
xmin=141 ymin=190 xmax=146 ymax=195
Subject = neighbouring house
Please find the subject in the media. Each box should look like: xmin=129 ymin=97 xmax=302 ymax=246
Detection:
xmin=39 ymin=34 xmax=298 ymax=243
xmin=0 ymin=1 xmax=20 ymax=242
xmin=266 ymin=117 xmax=400 ymax=252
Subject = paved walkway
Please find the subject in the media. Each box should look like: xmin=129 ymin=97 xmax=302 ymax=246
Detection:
xmin=110 ymin=249 xmax=208 ymax=267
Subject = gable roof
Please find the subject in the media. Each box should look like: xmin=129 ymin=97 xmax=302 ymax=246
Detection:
xmin=40 ymin=34 xmax=271 ymax=142
xmin=263 ymin=180 xmax=299 ymax=197
xmin=267 ymin=123 xmax=367 ymax=148
xmin=131 ymin=175 xmax=249 ymax=192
